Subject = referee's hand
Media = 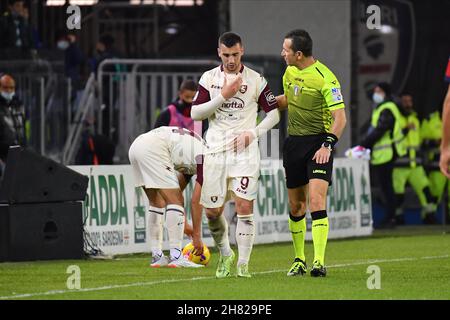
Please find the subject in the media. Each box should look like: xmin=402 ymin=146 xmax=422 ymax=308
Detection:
xmin=312 ymin=146 xmax=331 ymax=164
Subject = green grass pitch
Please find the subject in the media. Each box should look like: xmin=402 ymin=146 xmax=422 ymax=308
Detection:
xmin=0 ymin=226 xmax=449 ymax=300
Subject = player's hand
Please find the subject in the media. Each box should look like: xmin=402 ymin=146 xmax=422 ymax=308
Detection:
xmin=192 ymin=234 xmax=204 ymax=255
xmin=221 ymin=74 xmax=243 ymax=100
xmin=312 ymin=146 xmax=331 ymax=164
xmin=439 ymin=147 xmax=450 ymax=178
xmin=231 ymin=130 xmax=256 ymax=153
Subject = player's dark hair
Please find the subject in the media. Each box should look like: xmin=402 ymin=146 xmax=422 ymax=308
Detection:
xmin=218 ymin=32 xmax=242 ymax=48
xmin=179 ymin=79 xmax=197 ymax=92
xmin=285 ymin=29 xmax=313 ymax=57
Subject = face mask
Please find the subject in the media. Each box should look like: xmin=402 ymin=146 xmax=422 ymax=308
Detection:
xmin=57 ymin=40 xmax=69 ymax=50
xmin=1 ymin=91 xmax=15 ymax=101
xmin=372 ymin=92 xmax=385 ymax=104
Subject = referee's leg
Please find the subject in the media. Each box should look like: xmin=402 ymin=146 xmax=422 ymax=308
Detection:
xmin=309 ymin=178 xmax=330 ymax=276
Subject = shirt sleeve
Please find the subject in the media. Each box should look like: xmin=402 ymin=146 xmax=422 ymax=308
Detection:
xmin=256 ymin=75 xmax=278 ymax=113
xmin=445 ymin=56 xmax=450 ymax=83
xmin=192 ymin=73 xmax=211 ymax=106
xmin=322 ymin=78 xmax=345 ymax=111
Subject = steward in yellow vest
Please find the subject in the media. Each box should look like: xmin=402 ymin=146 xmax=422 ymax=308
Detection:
xmin=360 ymin=82 xmax=406 ymax=229
xmin=393 ymin=93 xmax=437 ymax=224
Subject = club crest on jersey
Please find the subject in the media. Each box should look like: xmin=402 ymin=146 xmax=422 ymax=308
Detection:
xmin=265 ymin=91 xmax=277 ymax=105
xmin=239 ymin=85 xmax=247 ymax=93
xmin=211 ymin=196 xmax=218 ymax=203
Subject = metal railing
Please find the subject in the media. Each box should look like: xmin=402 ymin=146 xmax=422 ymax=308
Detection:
xmin=62 ymin=73 xmax=97 ymax=165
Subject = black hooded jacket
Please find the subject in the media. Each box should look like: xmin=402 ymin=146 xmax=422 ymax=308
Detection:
xmin=0 ymin=95 xmax=26 ymax=161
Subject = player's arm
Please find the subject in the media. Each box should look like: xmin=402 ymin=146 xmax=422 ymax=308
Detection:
xmin=191 ymin=74 xmax=242 ymax=120
xmin=276 ymin=71 xmax=289 ymax=111
xmin=276 ymin=94 xmax=288 ymax=111
xmin=191 ymin=181 xmax=204 ymax=254
xmin=191 ymin=160 xmax=204 ymax=254
xmin=330 ymin=108 xmax=347 ymax=140
xmin=313 ymin=81 xmax=347 ymax=164
xmin=439 ymin=84 xmax=450 ymax=178
xmin=176 ymin=172 xmax=194 ymax=236
xmin=233 ymin=80 xmax=280 ymax=152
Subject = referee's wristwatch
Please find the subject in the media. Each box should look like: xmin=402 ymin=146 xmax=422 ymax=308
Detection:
xmin=321 ymin=141 xmax=332 ymax=151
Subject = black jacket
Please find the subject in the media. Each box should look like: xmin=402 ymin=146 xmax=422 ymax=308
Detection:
xmin=0 ymin=95 xmax=26 ymax=161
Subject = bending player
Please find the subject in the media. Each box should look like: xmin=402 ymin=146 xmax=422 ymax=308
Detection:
xmin=128 ymin=126 xmax=206 ymax=268
xmin=191 ymin=32 xmax=280 ymax=278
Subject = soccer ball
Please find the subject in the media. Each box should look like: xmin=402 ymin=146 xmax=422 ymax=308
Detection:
xmin=182 ymin=242 xmax=211 ymax=266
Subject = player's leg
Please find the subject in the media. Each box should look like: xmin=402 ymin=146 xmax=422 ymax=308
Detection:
xmin=158 ymin=188 xmax=203 ymax=268
xmin=144 ymin=188 xmax=168 ymax=267
xmin=200 ymin=153 xmax=234 ymax=277
xmin=233 ymin=192 xmax=255 ymax=278
xmin=286 ymin=185 xmax=308 ymax=276
xmin=205 ymin=206 xmax=235 ymax=277
xmin=129 ymin=139 xmax=167 ymax=267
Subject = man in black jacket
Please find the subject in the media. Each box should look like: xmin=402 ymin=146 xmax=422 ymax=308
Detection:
xmin=0 ymin=0 xmax=34 ymax=57
xmin=0 ymin=74 xmax=26 ymax=167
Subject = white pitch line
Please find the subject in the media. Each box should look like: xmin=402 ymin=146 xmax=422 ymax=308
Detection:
xmin=1 ymin=254 xmax=448 ymax=300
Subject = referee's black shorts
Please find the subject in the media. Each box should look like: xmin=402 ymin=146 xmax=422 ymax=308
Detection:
xmin=282 ymin=134 xmax=334 ymax=189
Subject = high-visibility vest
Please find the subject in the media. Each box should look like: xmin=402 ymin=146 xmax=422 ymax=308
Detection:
xmin=370 ymin=101 xmax=407 ymax=165
xmin=403 ymin=111 xmax=421 ymax=168
xmin=420 ymin=111 xmax=442 ymax=162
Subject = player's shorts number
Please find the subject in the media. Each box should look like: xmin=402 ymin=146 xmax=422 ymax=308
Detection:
xmin=240 ymin=177 xmax=249 ymax=190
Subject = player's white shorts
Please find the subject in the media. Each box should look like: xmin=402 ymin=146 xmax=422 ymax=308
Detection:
xmin=128 ymin=131 xmax=179 ymax=189
xmin=200 ymin=143 xmax=260 ymax=208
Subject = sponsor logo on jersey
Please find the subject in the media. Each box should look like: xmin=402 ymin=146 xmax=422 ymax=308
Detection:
xmin=211 ymin=84 xmax=222 ymax=89
xmin=219 ymin=97 xmax=245 ymax=110
xmin=313 ymin=169 xmax=327 ymax=174
xmin=331 ymin=88 xmax=342 ymax=102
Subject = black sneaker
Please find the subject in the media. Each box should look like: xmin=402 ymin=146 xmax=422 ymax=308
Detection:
xmin=310 ymin=260 xmax=327 ymax=277
xmin=287 ymin=258 xmax=307 ymax=276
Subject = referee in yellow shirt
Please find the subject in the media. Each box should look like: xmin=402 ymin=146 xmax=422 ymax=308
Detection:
xmin=276 ymin=29 xmax=347 ymax=277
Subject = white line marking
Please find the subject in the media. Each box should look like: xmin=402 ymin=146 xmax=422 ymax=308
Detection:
xmin=1 ymin=254 xmax=448 ymax=300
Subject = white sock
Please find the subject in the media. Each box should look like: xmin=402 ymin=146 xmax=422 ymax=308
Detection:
xmin=148 ymin=206 xmax=164 ymax=257
xmin=236 ymin=214 xmax=255 ymax=266
xmin=207 ymin=214 xmax=232 ymax=257
xmin=166 ymin=204 xmax=185 ymax=260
